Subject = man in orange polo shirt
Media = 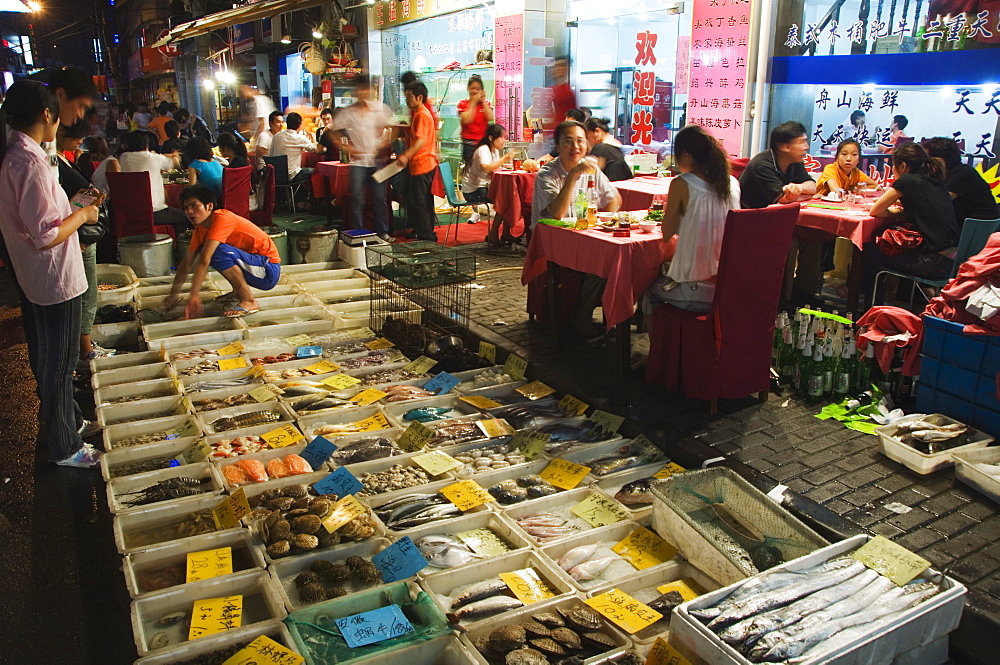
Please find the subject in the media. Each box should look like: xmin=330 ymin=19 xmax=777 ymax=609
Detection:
xmin=398 ymin=81 xmax=439 ymax=242
xmin=161 ymin=185 xmax=281 ymax=319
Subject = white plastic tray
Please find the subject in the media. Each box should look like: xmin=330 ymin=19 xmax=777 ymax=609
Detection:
xmin=144 ymin=316 xmax=244 ymax=342
xmin=91 ymin=350 xmax=163 ymax=373
xmin=107 ymin=462 xmax=225 ymax=514
xmin=154 ymin=330 xmax=245 ymax=354
xmin=268 ymin=538 xmax=392 ymax=612
xmin=197 ymin=401 xmax=295 ymax=435
xmin=298 ymin=405 xmax=393 ymax=439
xmin=101 ymin=438 xmax=196 ymax=483
xmin=504 ymin=486 xmax=632 ymax=546
xmin=243 ymin=319 xmax=338 ymax=341
xmin=953 ymin=446 xmax=1000 ymax=503
xmin=92 ymin=362 xmax=174 ymax=389
xmin=96 ymin=394 xmax=190 ymax=428
xmin=875 ymin=414 xmax=994 ymax=474
xmin=594 ymin=463 xmax=665 ymax=522
xmin=95 ymin=378 xmax=180 ymax=407
xmin=382 ymin=396 xmax=483 ymax=429
xmin=133 ymin=620 xmax=299 ymax=665
xmin=103 ymin=414 xmax=201 ymax=451
xmin=394 ymin=510 xmax=533 ymax=576
xmin=114 ymin=493 xmax=231 ymax=554
xmin=348 ymin=635 xmax=477 ymax=665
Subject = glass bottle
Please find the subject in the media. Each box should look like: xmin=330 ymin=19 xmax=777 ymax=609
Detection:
xmin=834 ymin=340 xmax=854 ymax=396
xmin=807 ymin=343 xmax=826 ymax=401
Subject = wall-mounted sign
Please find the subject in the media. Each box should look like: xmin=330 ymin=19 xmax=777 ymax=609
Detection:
xmin=374 ymin=0 xmax=484 ymax=30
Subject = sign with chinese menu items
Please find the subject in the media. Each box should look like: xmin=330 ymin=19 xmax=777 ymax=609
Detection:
xmin=374 ymin=0 xmax=484 ymax=30
xmin=688 ymin=0 xmax=753 ymax=157
xmin=495 ymin=13 xmax=524 ymax=142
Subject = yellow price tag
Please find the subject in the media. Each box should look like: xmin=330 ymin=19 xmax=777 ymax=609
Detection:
xmin=185 ymin=547 xmax=233 ymax=583
xmin=398 ymin=421 xmax=434 ymax=452
xmin=248 ymin=384 xmax=283 ymax=403
xmin=646 ymin=637 xmax=693 ymax=665
xmin=216 ymin=341 xmax=244 ymax=356
xmin=322 ymin=495 xmax=368 ymax=533
xmin=350 ymin=388 xmax=388 ymax=407
xmin=851 ymin=535 xmax=931 ymax=586
xmin=321 ymin=373 xmax=362 ymax=389
xmin=343 ymin=327 xmax=375 ymax=339
xmin=182 ymin=439 xmax=212 ymax=464
xmin=589 ymin=410 xmax=625 ymax=434
xmin=441 ymin=479 xmax=495 ymax=511
xmin=585 ymin=589 xmax=662 ymax=634
xmin=612 ymin=526 xmax=678 ymax=570
xmin=476 ymin=418 xmax=515 ymax=438
xmin=245 ymin=365 xmax=267 ymax=378
xmin=499 ymin=568 xmax=556 ymax=604
xmin=654 ymin=462 xmax=686 ymax=480
xmin=188 ymin=594 xmax=243 ymax=640
xmin=515 ymin=381 xmax=556 ymax=401
xmin=350 ymin=413 xmax=391 ymax=432
xmin=284 ymin=334 xmax=312 ymax=346
xmin=164 ymin=420 xmax=198 ymax=440
xmin=262 ymin=424 xmax=304 ymax=449
xmin=412 ymin=450 xmax=461 ymax=475
xmin=404 ymin=355 xmax=438 ymax=375
xmin=540 ymin=458 xmax=592 ymax=490
xmin=460 ymin=395 xmax=503 ymax=410
xmin=558 ymin=394 xmax=589 ymax=416
xmin=478 ymin=341 xmax=496 ymax=364
xmin=655 ymin=579 xmax=703 ymax=602
xmin=304 ymin=360 xmax=341 ymax=375
xmin=571 ymin=493 xmax=630 ymax=527
xmin=212 ymin=488 xmax=252 ymax=529
xmin=456 ymin=528 xmax=511 ymax=556
xmin=218 ymin=357 xmax=249 ymax=371
xmin=503 ymin=354 xmax=528 ymax=381
xmin=222 ymin=635 xmax=305 ymax=665
xmin=510 ymin=430 xmax=550 ymax=460
xmin=364 ymin=337 xmax=395 ymax=350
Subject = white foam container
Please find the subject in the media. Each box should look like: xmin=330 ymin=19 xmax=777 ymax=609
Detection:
xmin=337 ymin=301 xmax=424 ymax=329
xmin=133 ymin=619 xmax=299 ymax=665
xmin=458 ymin=595 xmax=632 ymax=665
xmin=239 ymin=471 xmax=330 ymax=504
xmin=324 ymin=428 xmax=406 ymax=466
xmin=458 ymin=381 xmax=537 ymax=408
xmin=114 ymin=493 xmax=231 ymax=554
xmin=136 ymin=283 xmax=218 ymax=299
xmin=162 ymin=342 xmax=232 ymax=363
xmin=144 ymin=316 xmax=245 ymax=342
xmin=97 ymin=263 xmax=139 ymax=304
xmin=452 ymin=366 xmax=520 ymax=393
xmin=101 ymin=438 xmax=196 ymax=482
xmin=312 ymin=288 xmax=371 ymax=305
xmin=251 ymin=355 xmax=341 ymax=382
xmin=396 ymin=510 xmax=533 ymax=576
xmin=669 ymin=534 xmax=967 ymax=665
xmin=96 ymin=394 xmax=190 ymax=428
xmin=241 ymin=306 xmax=336 ymax=330
xmin=280 ymin=261 xmax=352 ymax=274
xmin=180 ymin=367 xmax=262 ymax=394
xmin=442 ymin=437 xmax=542 ymax=478
xmin=559 ymin=437 xmax=667 ymax=480
xmin=298 ymin=405 xmax=393 ymax=439
xmin=348 ymin=635 xmax=477 ymax=665
xmin=291 ymin=268 xmax=366 ymax=284
xmin=220 ymin=459 xmax=325 ymax=491
xmin=104 ymin=414 xmax=201 ymax=451
xmin=95 ymin=378 xmax=180 ymax=407
xmin=251 ymin=506 xmax=388 ymax=567
xmin=197 ymin=401 xmax=295 ymax=435
xmin=124 ymin=528 xmax=266 ymax=598
xmin=154 ymin=330 xmax=245 ymax=354
xmin=336 ymin=348 xmax=410 ymax=372
xmin=92 ymin=320 xmax=141 ymax=349
xmin=269 ymin=538 xmax=393 ymax=612
xmin=208 ymin=270 xmax=297 ymax=291
xmin=346 ymin=362 xmax=430 ymax=386
xmin=364 ymin=479 xmax=489 ymax=535
xmin=108 ymin=462 xmax=225 ymax=514
xmin=350 ymin=452 xmax=458 ymax=502
xmin=423 ymin=549 xmax=577 ymax=628
xmin=594 ymin=464 xmax=665 ymax=522
xmin=188 ymin=384 xmax=269 ymax=413
xmin=243 ymin=319 xmax=338 ymax=340
xmin=130 ymin=569 xmax=286 ymax=656
xmin=173 ymin=353 xmax=247 ymax=378
xmin=91 ymin=350 xmax=163 ymax=374
xmin=504 ymin=486 xmax=632 ymax=546
xmin=465 ymin=459 xmax=568 ymax=508
xmin=382 ymin=396 xmax=483 ymax=429
xmin=93 ymin=362 xmax=174 ymax=389
xmin=254 ymin=292 xmax=323 ymax=311
xmin=952 ymin=446 xmax=1000 ymax=503
xmin=875 ymin=414 xmax=994 ymax=474
xmin=204 ymin=423 xmax=304 ymax=463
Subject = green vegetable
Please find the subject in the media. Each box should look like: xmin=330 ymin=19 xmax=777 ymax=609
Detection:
xmin=646 ymin=209 xmax=664 ymax=221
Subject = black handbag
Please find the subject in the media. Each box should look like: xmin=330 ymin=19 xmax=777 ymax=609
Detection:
xmin=77 ymin=207 xmax=108 ymax=245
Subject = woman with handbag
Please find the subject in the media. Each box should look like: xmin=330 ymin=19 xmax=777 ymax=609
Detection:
xmin=863 ymin=142 xmax=959 ymax=305
xmin=0 ymin=80 xmax=105 ymax=467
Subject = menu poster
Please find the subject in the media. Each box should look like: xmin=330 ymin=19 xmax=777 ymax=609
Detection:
xmin=495 ymin=14 xmax=524 ymax=142
xmin=688 ymin=0 xmax=753 ymax=157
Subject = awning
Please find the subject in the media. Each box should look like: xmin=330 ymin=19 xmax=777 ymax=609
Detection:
xmin=151 ymin=0 xmax=330 ymax=47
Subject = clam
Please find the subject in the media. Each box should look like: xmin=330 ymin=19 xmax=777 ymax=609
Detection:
xmin=529 ymin=637 xmax=567 ymax=656
xmin=487 ymin=624 xmax=526 ymax=652
xmin=155 ymin=611 xmax=187 ymax=626
xmin=581 ymin=631 xmax=616 ymax=650
xmin=147 ymin=632 xmax=169 ymax=650
xmin=532 ymin=612 xmax=565 ymax=628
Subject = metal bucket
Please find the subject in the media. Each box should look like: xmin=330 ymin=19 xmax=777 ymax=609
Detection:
xmin=118 ymin=234 xmax=174 ymax=277
xmin=260 ymin=227 xmax=289 ymax=265
xmin=287 ymin=229 xmax=339 ymax=264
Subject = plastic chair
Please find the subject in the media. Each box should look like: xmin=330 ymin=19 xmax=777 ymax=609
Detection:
xmin=438 ymin=161 xmax=472 ymax=245
xmin=220 ymin=165 xmax=252 ymax=218
xmin=645 ymin=204 xmax=801 ymax=412
xmin=105 ymin=171 xmax=177 ymax=240
xmin=729 ymin=157 xmax=750 ymax=179
xmin=873 ymin=217 xmax=1000 ymax=309
xmin=262 ymin=155 xmax=303 ymax=212
xmin=248 ymin=164 xmax=276 ymax=227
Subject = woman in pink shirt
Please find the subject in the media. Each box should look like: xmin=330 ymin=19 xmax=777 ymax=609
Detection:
xmin=0 ymin=80 xmax=104 ymax=467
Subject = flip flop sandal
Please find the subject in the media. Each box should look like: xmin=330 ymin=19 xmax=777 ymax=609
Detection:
xmin=224 ymin=305 xmax=260 ymax=317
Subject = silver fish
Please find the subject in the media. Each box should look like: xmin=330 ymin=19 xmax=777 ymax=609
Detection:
xmin=558 ymin=544 xmax=600 ymax=571
xmin=569 ymin=556 xmax=617 ymax=582
xmin=446 ymin=595 xmax=523 ymax=622
xmin=421 ymin=543 xmax=487 ymax=569
xmin=452 ymin=578 xmax=511 ymax=609
xmin=389 ymin=503 xmax=461 ymax=529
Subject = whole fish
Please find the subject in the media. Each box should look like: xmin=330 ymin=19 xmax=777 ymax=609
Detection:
xmin=521 ymin=525 xmax=577 ymax=541
xmin=569 ymin=556 xmax=617 ymax=581
xmin=706 ymin=560 xmax=867 ymax=630
xmin=446 ymin=595 xmax=523 ymax=623
xmin=389 ymin=504 xmax=461 ymax=529
xmin=699 ymin=521 xmax=760 ymax=578
xmin=421 ymin=543 xmax=487 ymax=569
xmin=588 ymin=455 xmax=646 ymax=476
xmin=295 ymin=397 xmax=352 ymax=413
xmin=492 ymin=404 xmax=568 ymax=429
xmin=329 ymin=437 xmax=401 ymax=464
xmin=539 ymin=420 xmax=615 ymax=445
xmin=415 ymin=533 xmax=464 ymax=548
xmin=788 ymin=606 xmax=917 ymax=664
xmin=558 ymin=544 xmax=600 ymax=571
xmin=378 ymin=495 xmax=448 ymax=525
xmin=282 ymin=385 xmax=330 ymax=397
xmin=403 ymin=407 xmax=455 ymax=422
xmin=516 ymin=513 xmax=566 ymax=527
xmin=451 ymin=578 xmax=511 ymax=609
xmin=614 ymin=479 xmax=653 ymax=506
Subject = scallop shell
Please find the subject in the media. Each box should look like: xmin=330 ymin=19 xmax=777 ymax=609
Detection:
xmin=505 ymin=648 xmax=549 ymax=665
xmin=561 ymin=606 xmax=602 ymax=630
xmin=532 ymin=612 xmax=565 ymax=628
xmin=520 ymin=621 xmax=551 ymax=638
xmin=487 ymin=624 xmax=526 ymax=652
xmin=268 ymin=496 xmax=294 ymax=511
xmin=266 ymin=540 xmax=291 ymax=558
xmin=580 ymin=631 xmax=616 ymax=649
xmin=292 ymin=514 xmax=323 ymax=535
xmin=148 ymin=632 xmax=169 ymax=650
xmin=529 ymin=637 xmax=567 ymax=656
xmin=309 ymin=499 xmax=334 ymax=517
xmin=260 ymin=488 xmax=283 ymax=502
xmin=549 ymin=627 xmax=581 ymax=650
xmin=292 ymin=496 xmax=313 ymax=510
xmin=292 ymin=533 xmax=319 ymax=551
xmin=282 ymin=483 xmax=310 ymax=498
xmin=267 ymin=520 xmax=291 ymax=544
xmin=285 ymin=508 xmax=310 ymax=518
xmin=316 ymin=530 xmax=341 ymax=548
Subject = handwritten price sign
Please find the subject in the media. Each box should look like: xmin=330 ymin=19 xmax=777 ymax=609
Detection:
xmin=441 ymin=479 xmax=495 ymax=511
xmin=335 ymin=605 xmax=414 ymax=648
xmin=571 ymin=493 xmax=630 ymax=527
xmin=503 ymin=354 xmax=528 ymax=380
xmin=262 ymin=424 xmax=305 ymax=449
xmin=188 ymin=594 xmax=243 ymax=640
xmin=185 ymin=547 xmax=233 ymax=583
xmin=540 ymin=458 xmax=591 ymax=490
xmin=499 ymin=567 xmax=555 ymax=604
xmin=221 ymin=635 xmax=304 ymax=665
xmin=478 ymin=341 xmax=496 ymax=363
xmin=212 ymin=488 xmax=252 ymax=529
xmin=851 ymin=535 xmax=930 ymax=585
xmin=585 ymin=589 xmax=662 ymax=634
xmin=612 ymin=526 xmax=677 ymax=570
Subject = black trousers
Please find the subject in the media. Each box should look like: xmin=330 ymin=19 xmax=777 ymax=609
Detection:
xmin=407 ymin=169 xmax=437 ymax=242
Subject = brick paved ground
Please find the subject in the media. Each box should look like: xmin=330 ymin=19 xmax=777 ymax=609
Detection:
xmin=456 ymin=239 xmax=999 ymax=665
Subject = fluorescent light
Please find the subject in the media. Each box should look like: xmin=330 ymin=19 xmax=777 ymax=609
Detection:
xmin=312 ymin=30 xmax=323 ymax=39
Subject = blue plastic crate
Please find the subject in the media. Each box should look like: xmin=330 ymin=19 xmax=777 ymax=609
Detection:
xmin=919 ymin=357 xmax=940 ymax=389
xmin=921 ymin=316 xmax=990 ymax=370
xmin=916 ymin=386 xmax=976 ymax=424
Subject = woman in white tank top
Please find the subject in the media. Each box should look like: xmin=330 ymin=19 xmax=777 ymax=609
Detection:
xmin=643 ymin=125 xmax=741 ymax=315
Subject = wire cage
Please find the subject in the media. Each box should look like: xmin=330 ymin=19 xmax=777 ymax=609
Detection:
xmin=365 ymin=241 xmax=477 ymax=290
xmin=369 ymin=276 xmax=473 ymax=343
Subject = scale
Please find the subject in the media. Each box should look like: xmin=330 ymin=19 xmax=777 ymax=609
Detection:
xmin=337 ymin=228 xmax=387 ymax=268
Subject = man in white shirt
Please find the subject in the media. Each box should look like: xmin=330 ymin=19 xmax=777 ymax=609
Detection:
xmin=240 ymin=84 xmax=276 ymax=140
xmin=118 ymin=130 xmax=185 ymax=231
xmin=254 ymin=111 xmax=283 ymax=170
xmin=270 ymin=112 xmax=318 ymax=208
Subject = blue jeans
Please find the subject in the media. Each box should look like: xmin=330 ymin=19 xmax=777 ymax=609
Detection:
xmin=349 ymin=164 xmax=390 ymax=236
xmin=210 ymin=243 xmax=281 ymax=290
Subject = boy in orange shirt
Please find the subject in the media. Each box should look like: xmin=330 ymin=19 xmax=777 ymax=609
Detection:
xmin=162 ymin=185 xmax=281 ymax=318
xmin=398 ymin=81 xmax=439 ymax=242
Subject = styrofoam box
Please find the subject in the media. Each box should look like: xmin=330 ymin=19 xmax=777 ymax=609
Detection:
xmin=349 ymin=452 xmax=459 ymax=503
xmin=363 ymin=478 xmax=489 ymax=535
xmin=284 ymin=391 xmax=369 ymax=419
xmin=97 ymin=394 xmax=190 ymax=428
xmin=144 ymin=315 xmax=245 ymax=342
xmin=91 ymin=320 xmax=141 ymax=350
xmin=103 ymin=414 xmax=201 ymax=451
xmin=108 ymin=462 xmax=225 ymax=514
xmin=93 ymin=362 xmax=174 ymax=389
xmin=172 ymin=352 xmax=246 ymax=377
xmin=423 ymin=549 xmax=577 ymax=628
xmin=136 ymin=283 xmax=218 ymax=299
xmin=301 ymin=277 xmax=372 ymax=293
xmin=358 ymin=376 xmax=463 ymax=407
xmin=188 ymin=384 xmax=270 ymax=412
xmin=337 ymin=348 xmax=410 ymax=373
xmin=244 ymin=319 xmax=338 ymax=340
xmin=458 ymin=595 xmax=632 ymax=665
xmin=241 ymin=306 xmax=336 ymax=331
xmin=136 ymin=275 xmax=181 ymax=287
xmin=204 ymin=423 xmax=308 ymax=463
xmin=133 ymin=619 xmax=299 ymax=665
xmin=560 ymin=437 xmax=667 ymax=481
xmin=595 ymin=463 xmax=665 ymax=522
xmin=197 ymin=400 xmax=295 ymax=435
xmin=92 ymin=350 xmax=164 ymax=373
xmin=95 ymin=378 xmax=180 ymax=407
xmin=124 ymin=527 xmax=266 ymax=598
xmin=532 ymin=417 xmax=625 ymax=453
xmin=540 ymin=518 xmax=675 ymax=592
xmin=269 ymin=538 xmax=393 ymax=612
xmin=101 ymin=438 xmax=195 ymax=483
xmin=250 ymin=291 xmax=322 ymax=311
xmin=459 ymin=381 xmax=535 ymax=408
xmin=453 ymin=366 xmax=521 ymax=393
xmin=96 ymin=263 xmax=139 ymax=304
xmin=249 ymin=506 xmax=388 ymax=567
xmin=312 ymin=288 xmax=371 ymax=305
xmin=347 ymin=364 xmax=433 ymax=388
xmin=238 ymin=470 xmax=330 ymax=504
xmin=669 ymin=534 xmax=967 ymax=665
xmin=280 ymin=261 xmax=352 ymax=274
xmin=395 ymin=510 xmax=534 ymax=577
xmin=234 ymin=283 xmax=304 ymax=301
xmin=251 ymin=355 xmax=342 ymax=382
xmin=348 ymin=635 xmax=477 ymax=665
xmin=114 ymin=493 xmax=231 ymax=554
xmin=209 ymin=269 xmax=296 ymax=289
xmin=156 ymin=331 xmax=245 ymax=355
xmin=382 ymin=395 xmax=483 ymax=429
xmin=504 ymin=487 xmax=633 ymax=546
xmin=336 ymin=303 xmax=424 ymax=329
xmin=442 ymin=437 xmax=543 ymax=478
xmin=180 ymin=367 xmax=262 ymax=394
xmin=875 ymin=413 xmax=994 ymax=474
xmin=215 ymin=442 xmax=325 ymax=485
xmin=464 ymin=459 xmax=566 ymax=508
xmin=131 ymin=569 xmax=286 ymax=656
xmin=292 ymin=268 xmax=366 ymax=283
xmin=298 ymin=405 xmax=393 ymax=439
xmin=584 ymin=559 xmax=721 ymax=645
xmin=305 ymin=327 xmax=377 ymax=345
xmin=953 ymin=446 xmax=1000 ymax=503
xmin=323 ymin=428 xmax=406 ymax=467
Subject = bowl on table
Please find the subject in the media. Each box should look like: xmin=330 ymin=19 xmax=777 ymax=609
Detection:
xmin=596 ymin=212 xmax=615 ymax=224
xmin=638 ymin=221 xmax=658 ymax=233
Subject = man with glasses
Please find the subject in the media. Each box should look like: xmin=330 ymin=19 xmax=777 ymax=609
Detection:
xmin=533 ymin=120 xmax=621 ymax=338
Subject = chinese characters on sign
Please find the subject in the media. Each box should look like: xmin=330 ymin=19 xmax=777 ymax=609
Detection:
xmin=688 ymin=0 xmax=752 ymax=156
xmin=787 ymin=10 xmax=998 ymax=50
xmin=495 ymin=14 xmax=524 ymax=142
xmin=631 ymin=32 xmax=657 ymax=145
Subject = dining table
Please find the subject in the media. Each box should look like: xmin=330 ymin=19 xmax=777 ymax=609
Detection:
xmin=163 ymin=181 xmax=186 ymax=209
xmin=488 ymin=169 xmax=536 ymax=236
xmin=614 ymin=175 xmax=672 ymax=211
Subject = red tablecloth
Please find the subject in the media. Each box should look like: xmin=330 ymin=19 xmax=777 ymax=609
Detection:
xmin=488 ymin=170 xmax=536 ymax=230
xmin=164 ymin=182 xmax=184 ymax=209
xmin=615 ymin=175 xmax=672 ymax=211
xmin=521 ymin=221 xmax=670 ymax=331
xmin=316 ymin=160 xmax=352 ymax=199
xmin=302 ymin=151 xmax=326 ymax=198
xmin=795 ymin=200 xmax=890 ymax=249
